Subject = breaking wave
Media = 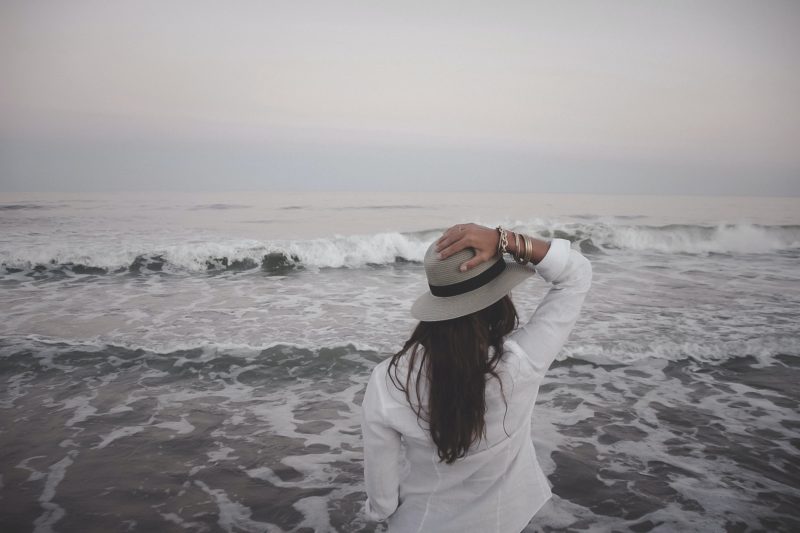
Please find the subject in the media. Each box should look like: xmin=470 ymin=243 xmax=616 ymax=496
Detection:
xmin=1 ymin=222 xmax=798 ymax=276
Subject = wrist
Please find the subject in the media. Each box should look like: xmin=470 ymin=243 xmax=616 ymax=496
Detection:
xmin=494 ymin=226 xmax=508 ymax=256
xmin=492 ymin=228 xmax=501 ymax=255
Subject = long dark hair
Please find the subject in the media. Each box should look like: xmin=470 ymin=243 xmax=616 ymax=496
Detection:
xmin=387 ymin=295 xmax=519 ymax=464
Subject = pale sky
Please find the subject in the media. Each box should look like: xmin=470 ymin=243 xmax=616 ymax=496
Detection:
xmin=1 ymin=0 xmax=798 ymax=194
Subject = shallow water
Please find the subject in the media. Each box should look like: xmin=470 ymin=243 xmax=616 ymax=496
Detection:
xmin=1 ymin=192 xmax=799 ymax=532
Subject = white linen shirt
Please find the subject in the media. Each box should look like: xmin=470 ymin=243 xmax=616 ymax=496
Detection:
xmin=360 ymin=238 xmax=592 ymax=533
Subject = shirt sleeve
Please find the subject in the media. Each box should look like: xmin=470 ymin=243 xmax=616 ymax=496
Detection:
xmin=507 ymin=238 xmax=593 ymax=377
xmin=360 ymin=365 xmax=402 ymax=521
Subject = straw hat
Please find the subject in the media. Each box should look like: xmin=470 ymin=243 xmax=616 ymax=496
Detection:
xmin=411 ymin=241 xmax=536 ymax=322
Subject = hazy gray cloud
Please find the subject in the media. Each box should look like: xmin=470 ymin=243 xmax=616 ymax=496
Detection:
xmin=1 ymin=0 xmax=798 ymax=194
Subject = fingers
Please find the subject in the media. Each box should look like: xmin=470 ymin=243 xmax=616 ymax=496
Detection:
xmin=434 ymin=223 xmax=497 ymax=270
xmin=435 ymin=225 xmax=466 ymax=254
xmin=438 ymin=229 xmax=475 ymax=258
xmin=459 ymin=254 xmax=486 ymax=272
xmin=437 ymin=224 xmax=461 ymax=241
xmin=434 ymin=233 xmax=450 ymax=251
xmin=435 ymin=223 xmax=494 ymax=262
xmin=437 ymin=238 xmax=469 ymax=260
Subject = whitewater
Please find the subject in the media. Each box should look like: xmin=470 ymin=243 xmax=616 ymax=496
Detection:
xmin=1 ymin=191 xmax=798 ymax=532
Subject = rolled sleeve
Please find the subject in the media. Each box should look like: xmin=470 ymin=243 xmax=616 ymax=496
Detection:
xmin=361 ymin=366 xmax=402 ymax=521
xmin=532 ymin=237 xmax=572 ymax=283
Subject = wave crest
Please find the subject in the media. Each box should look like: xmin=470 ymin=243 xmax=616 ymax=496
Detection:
xmin=1 ymin=222 xmax=797 ymax=276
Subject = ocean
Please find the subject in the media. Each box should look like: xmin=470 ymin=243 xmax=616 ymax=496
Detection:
xmin=0 ymin=191 xmax=798 ymax=532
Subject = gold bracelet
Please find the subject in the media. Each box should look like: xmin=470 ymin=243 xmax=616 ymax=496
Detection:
xmin=514 ymin=233 xmax=527 ymax=264
xmin=524 ymin=233 xmax=533 ymax=263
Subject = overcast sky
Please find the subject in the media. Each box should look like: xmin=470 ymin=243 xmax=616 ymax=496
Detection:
xmin=1 ymin=0 xmax=798 ymax=194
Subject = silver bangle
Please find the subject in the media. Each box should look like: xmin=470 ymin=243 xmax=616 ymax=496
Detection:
xmin=496 ymin=226 xmax=508 ymax=255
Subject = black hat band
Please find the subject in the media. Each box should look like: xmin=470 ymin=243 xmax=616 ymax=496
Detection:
xmin=428 ymin=258 xmax=506 ymax=297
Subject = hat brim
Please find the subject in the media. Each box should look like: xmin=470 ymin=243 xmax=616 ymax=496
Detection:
xmin=411 ymin=261 xmax=536 ymax=322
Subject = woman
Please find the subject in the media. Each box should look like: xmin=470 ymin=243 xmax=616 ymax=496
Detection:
xmin=361 ymin=222 xmax=592 ymax=533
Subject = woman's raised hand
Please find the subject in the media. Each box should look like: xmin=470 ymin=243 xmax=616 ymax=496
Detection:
xmin=434 ymin=223 xmax=500 ymax=272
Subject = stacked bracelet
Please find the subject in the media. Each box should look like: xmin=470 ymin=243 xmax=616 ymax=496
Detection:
xmin=524 ymin=233 xmax=533 ymax=263
xmin=499 ymin=226 xmax=536 ymax=265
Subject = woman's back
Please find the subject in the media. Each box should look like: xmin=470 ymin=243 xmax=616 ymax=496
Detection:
xmin=365 ymin=341 xmax=548 ymax=533
xmin=361 ymin=233 xmax=592 ymax=533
